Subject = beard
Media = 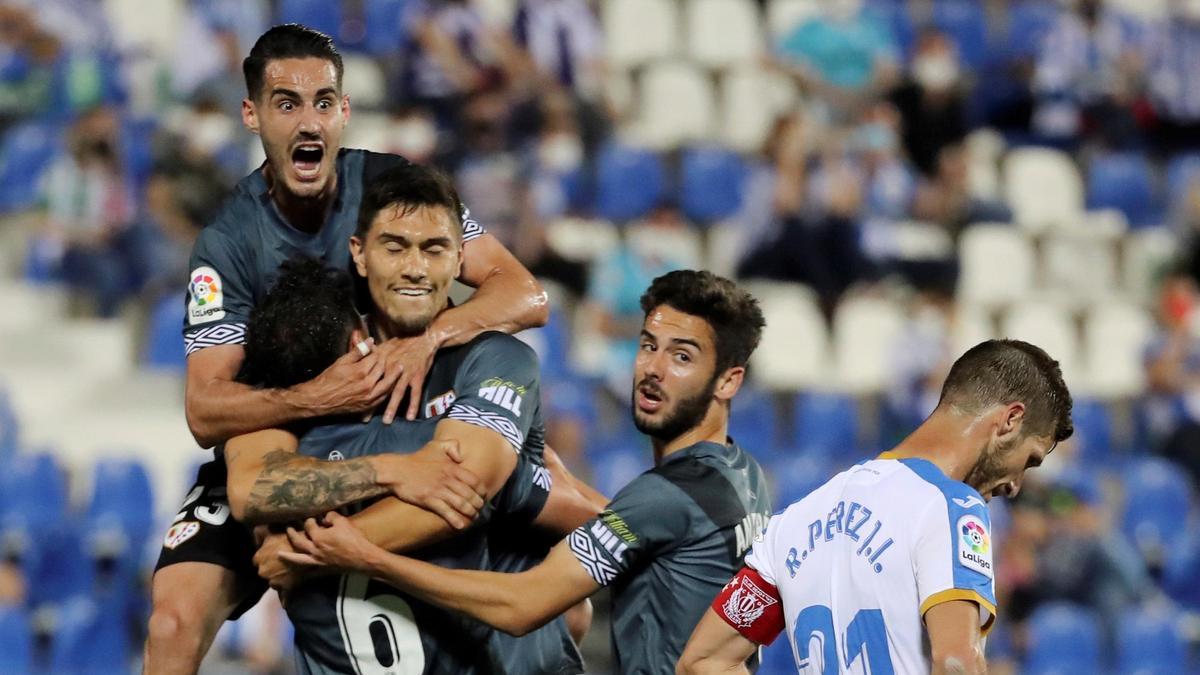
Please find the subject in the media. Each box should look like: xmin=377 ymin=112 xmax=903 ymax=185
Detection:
xmin=631 ymin=374 xmax=718 ymax=442
xmin=963 ymin=434 xmax=1019 ymax=495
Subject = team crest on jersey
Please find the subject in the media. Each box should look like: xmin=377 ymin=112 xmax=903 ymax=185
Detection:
xmin=187 ymin=266 xmax=226 ymax=325
xmin=956 ymin=514 xmax=993 ymax=578
xmin=721 ymin=575 xmax=779 ymax=629
xmin=163 ymin=521 xmax=200 ymax=550
xmin=328 ymin=450 xmax=344 ymax=461
xmin=424 ymin=390 xmax=457 ymax=418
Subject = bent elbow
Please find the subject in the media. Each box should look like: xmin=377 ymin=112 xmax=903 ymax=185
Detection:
xmin=526 ymin=285 xmax=549 ymax=328
xmin=226 ymin=480 xmax=253 ymax=523
xmin=184 ymin=399 xmax=219 ymax=449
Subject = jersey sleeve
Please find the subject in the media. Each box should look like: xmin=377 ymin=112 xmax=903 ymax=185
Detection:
xmin=493 ymin=451 xmax=551 ymax=525
xmin=182 ymin=226 xmax=255 ymax=356
xmin=709 ymin=509 xmax=786 ymax=645
xmin=913 ymin=491 xmax=998 ymax=634
xmin=445 ymin=334 xmax=541 ymax=453
xmin=460 ymin=205 xmax=485 ymax=243
xmin=566 ymin=473 xmax=689 ymax=587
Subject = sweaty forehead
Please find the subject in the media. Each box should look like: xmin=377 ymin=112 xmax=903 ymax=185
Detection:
xmin=370 ymin=204 xmax=458 ymax=240
xmin=643 ymin=305 xmax=715 ymax=350
xmin=262 ymin=57 xmax=339 ymax=95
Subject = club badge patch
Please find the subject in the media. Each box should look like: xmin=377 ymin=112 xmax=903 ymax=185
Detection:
xmin=163 ymin=521 xmax=201 ymax=550
xmin=721 ymin=574 xmax=779 ymax=629
xmin=187 ymin=266 xmax=226 ymax=325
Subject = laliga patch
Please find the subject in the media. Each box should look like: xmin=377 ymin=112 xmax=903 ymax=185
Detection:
xmin=163 ymin=521 xmax=201 ymax=550
xmin=187 ymin=266 xmax=226 ymax=325
xmin=956 ymin=514 xmax=993 ymax=578
xmin=721 ymin=574 xmax=779 ymax=629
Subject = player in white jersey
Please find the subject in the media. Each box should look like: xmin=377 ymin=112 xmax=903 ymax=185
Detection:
xmin=677 ymin=339 xmax=1074 ymax=675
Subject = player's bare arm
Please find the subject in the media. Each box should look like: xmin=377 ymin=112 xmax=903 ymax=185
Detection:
xmin=225 ymin=426 xmax=484 ymax=529
xmin=380 ymin=232 xmax=549 ymax=422
xmin=534 ymin=446 xmax=606 ymax=535
xmin=185 ymin=339 xmax=402 ymax=447
xmin=676 ymin=608 xmax=759 ymax=675
xmin=283 ymin=514 xmax=599 ymax=637
xmin=925 ymin=600 xmax=987 ymax=675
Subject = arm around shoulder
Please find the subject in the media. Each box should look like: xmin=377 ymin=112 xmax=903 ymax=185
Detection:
xmin=437 ymin=232 xmax=548 ymax=347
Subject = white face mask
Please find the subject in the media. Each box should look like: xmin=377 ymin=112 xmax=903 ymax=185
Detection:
xmin=190 ymin=112 xmax=237 ymax=156
xmin=391 ymin=116 xmax=438 ymax=160
xmin=913 ymin=55 xmax=959 ymax=91
xmin=537 ymin=133 xmax=583 ymax=172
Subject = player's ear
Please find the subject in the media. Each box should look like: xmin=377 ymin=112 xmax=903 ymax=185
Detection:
xmin=998 ymin=402 xmax=1026 ymax=439
xmin=341 ymin=94 xmax=351 ymax=125
xmin=714 ymin=366 xmax=745 ymax=403
xmin=242 ymin=98 xmax=260 ymax=135
xmin=349 ymin=236 xmax=367 ymax=278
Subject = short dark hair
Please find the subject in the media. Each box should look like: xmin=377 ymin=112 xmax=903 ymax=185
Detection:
xmin=939 ymin=339 xmax=1074 ymax=444
xmin=243 ymin=24 xmax=343 ymax=100
xmin=355 ymin=163 xmax=464 ymax=240
xmin=639 ymin=270 xmax=765 ymax=374
xmin=240 ymin=257 xmax=360 ymax=389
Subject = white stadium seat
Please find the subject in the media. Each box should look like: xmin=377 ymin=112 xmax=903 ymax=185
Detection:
xmin=630 ymin=61 xmax=716 ymax=150
xmin=546 ymin=217 xmax=620 ymax=264
xmin=767 ymin=0 xmax=820 ymax=39
xmin=719 ymin=65 xmax=800 ymax=153
xmin=341 ymin=112 xmax=393 ymax=153
xmin=745 ymin=282 xmax=829 ymax=391
xmin=957 ymin=225 xmax=1036 ymax=309
xmin=604 ymin=0 xmax=679 ymax=68
xmin=950 ymin=304 xmax=996 ymax=357
xmin=1000 ymin=301 xmax=1082 ymax=388
xmin=1083 ymin=302 xmax=1153 ymax=399
xmin=342 ymin=54 xmax=388 ymax=110
xmin=1003 ymin=147 xmax=1085 ymax=233
xmin=685 ymin=0 xmax=763 ymax=69
xmin=1040 ymin=234 xmax=1119 ymax=309
xmin=832 ymin=295 xmax=907 ymax=395
xmin=1123 ymin=227 xmax=1179 ymax=302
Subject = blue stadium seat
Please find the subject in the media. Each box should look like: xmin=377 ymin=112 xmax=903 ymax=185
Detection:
xmin=1023 ymin=602 xmax=1102 ymax=673
xmin=1116 ymin=606 xmax=1187 ymax=675
xmin=0 ymin=122 xmax=63 ymax=213
xmin=50 ymin=597 xmax=130 ymax=674
xmin=0 ymin=605 xmax=32 ymax=674
xmin=729 ymin=387 xmax=780 ymax=455
xmin=86 ymin=458 xmax=155 ymax=554
xmin=998 ymin=1 xmax=1059 ymax=61
xmin=768 ymin=453 xmax=835 ymax=508
xmin=364 ymin=0 xmax=410 ymax=55
xmin=1071 ymin=398 xmax=1113 ymax=463
xmin=1121 ymin=458 xmax=1194 ymax=566
xmin=864 ymin=2 xmax=915 ymax=61
xmin=792 ymin=393 xmax=859 ymax=460
xmin=589 ymin=443 xmax=650 ymax=499
xmin=143 ymin=293 xmax=186 ymax=371
xmin=0 ymin=386 xmax=16 ymax=458
xmin=1164 ymin=532 xmax=1200 ymax=609
xmin=679 ymin=147 xmax=747 ymax=224
xmin=932 ymin=0 xmax=990 ymax=70
xmin=595 ymin=144 xmax=665 ymax=223
xmin=276 ymin=0 xmax=343 ymax=40
xmin=1087 ymin=152 xmax=1158 ymax=227
xmin=119 ymin=116 xmax=157 ymax=192
xmin=1166 ymin=153 xmax=1200 ymax=209
xmin=0 ymin=451 xmax=67 ymax=531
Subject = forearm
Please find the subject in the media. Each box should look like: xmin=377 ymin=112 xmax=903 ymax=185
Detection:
xmin=347 ymin=496 xmax=458 ymax=553
xmin=436 ymin=272 xmax=547 ymax=347
xmin=186 ymin=377 xmax=317 ymax=448
xmin=677 ymin=658 xmax=750 ymax=675
xmin=237 ymin=451 xmax=388 ymax=524
xmin=930 ymin=653 xmax=985 ymax=675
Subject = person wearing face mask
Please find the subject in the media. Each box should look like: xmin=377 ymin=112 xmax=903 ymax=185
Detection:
xmin=889 ymin=29 xmax=968 ymax=177
xmin=680 ymin=339 xmax=1073 ymax=675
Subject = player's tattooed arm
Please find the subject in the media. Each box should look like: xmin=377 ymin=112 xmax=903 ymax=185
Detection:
xmin=242 ymin=449 xmax=386 ymax=524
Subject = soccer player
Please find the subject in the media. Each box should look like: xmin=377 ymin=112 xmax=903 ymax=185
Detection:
xmin=676 ymin=339 xmax=1074 ymax=675
xmin=222 ymin=167 xmax=600 ymax=673
xmin=280 ymin=270 xmax=775 ymax=674
xmin=147 ymin=23 xmax=548 ymax=675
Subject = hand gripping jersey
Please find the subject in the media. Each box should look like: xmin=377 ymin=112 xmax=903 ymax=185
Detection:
xmin=181 ymin=148 xmax=484 ymax=356
xmin=286 ymin=332 xmax=545 ymax=675
xmin=568 ymin=441 xmax=772 ymax=674
xmin=712 ymin=455 xmax=997 ymax=674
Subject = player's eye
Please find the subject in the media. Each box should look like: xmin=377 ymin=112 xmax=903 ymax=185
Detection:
xmin=317 ymin=99 xmax=332 ymax=111
xmin=425 ymin=245 xmax=445 ymax=255
xmin=384 ymin=243 xmax=403 ymax=253
xmin=674 ymin=351 xmax=691 ymax=363
xmin=279 ymin=100 xmax=295 ymax=112
xmin=640 ymin=342 xmax=655 ymax=352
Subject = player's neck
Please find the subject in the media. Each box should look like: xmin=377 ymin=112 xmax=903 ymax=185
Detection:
xmin=651 ymin=408 xmax=727 ymax=465
xmin=371 ymin=310 xmax=443 ymax=341
xmin=265 ymin=162 xmax=338 ymax=233
xmin=886 ymin=411 xmax=982 ymax=484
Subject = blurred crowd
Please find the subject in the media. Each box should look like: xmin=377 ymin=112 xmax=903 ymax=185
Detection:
xmin=5 ymin=0 xmax=1200 ymax=672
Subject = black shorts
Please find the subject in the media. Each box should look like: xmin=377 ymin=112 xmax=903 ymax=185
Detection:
xmin=153 ymin=459 xmax=267 ymax=620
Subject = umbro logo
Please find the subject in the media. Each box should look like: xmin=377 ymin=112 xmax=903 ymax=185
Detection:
xmin=953 ymin=496 xmax=984 ymax=509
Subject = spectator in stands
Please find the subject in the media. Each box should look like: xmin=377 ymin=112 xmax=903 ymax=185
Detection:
xmin=454 ymin=87 xmax=522 ymax=245
xmin=1147 ymin=1 xmax=1200 ymax=154
xmin=890 ymin=29 xmax=969 ymax=177
xmin=775 ymin=0 xmax=900 ymax=120
xmin=585 ymin=204 xmax=689 ymax=399
xmin=0 ymin=6 xmax=58 ymax=129
xmin=1033 ymin=0 xmax=1146 ymax=148
xmin=40 ymin=106 xmax=154 ymax=318
xmin=513 ymin=0 xmax=604 ymax=98
xmin=1144 ymin=272 xmax=1200 ymax=484
xmin=910 ymin=142 xmax=1011 ymax=239
xmin=851 ymin=101 xmax=915 ymax=220
xmin=383 ymin=106 xmax=440 ymax=165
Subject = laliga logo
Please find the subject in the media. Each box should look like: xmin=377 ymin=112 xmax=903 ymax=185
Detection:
xmin=961 ymin=520 xmax=989 ymax=555
xmin=191 ymin=272 xmax=220 ymax=306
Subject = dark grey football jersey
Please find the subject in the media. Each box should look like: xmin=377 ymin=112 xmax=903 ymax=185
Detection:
xmin=567 ymin=441 xmax=772 ymax=674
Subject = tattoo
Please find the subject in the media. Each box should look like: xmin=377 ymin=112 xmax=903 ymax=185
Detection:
xmin=244 ymin=450 xmax=387 ymax=522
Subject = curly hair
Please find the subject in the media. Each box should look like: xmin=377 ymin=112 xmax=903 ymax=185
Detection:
xmin=639 ymin=270 xmax=766 ymax=374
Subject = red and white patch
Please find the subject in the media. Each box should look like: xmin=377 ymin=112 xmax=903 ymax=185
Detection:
xmin=424 ymin=390 xmax=457 ymax=418
xmin=163 ymin=521 xmax=200 ymax=550
xmin=713 ymin=566 xmax=786 ymax=645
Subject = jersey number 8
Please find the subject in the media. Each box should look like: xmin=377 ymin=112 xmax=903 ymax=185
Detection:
xmin=338 ymin=573 xmax=425 ymax=675
xmin=793 ymin=605 xmax=894 ymax=674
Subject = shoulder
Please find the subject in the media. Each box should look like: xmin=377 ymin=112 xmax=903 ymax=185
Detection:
xmin=894 ymin=459 xmax=990 ymax=526
xmin=463 ymin=331 xmax=539 ymax=364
